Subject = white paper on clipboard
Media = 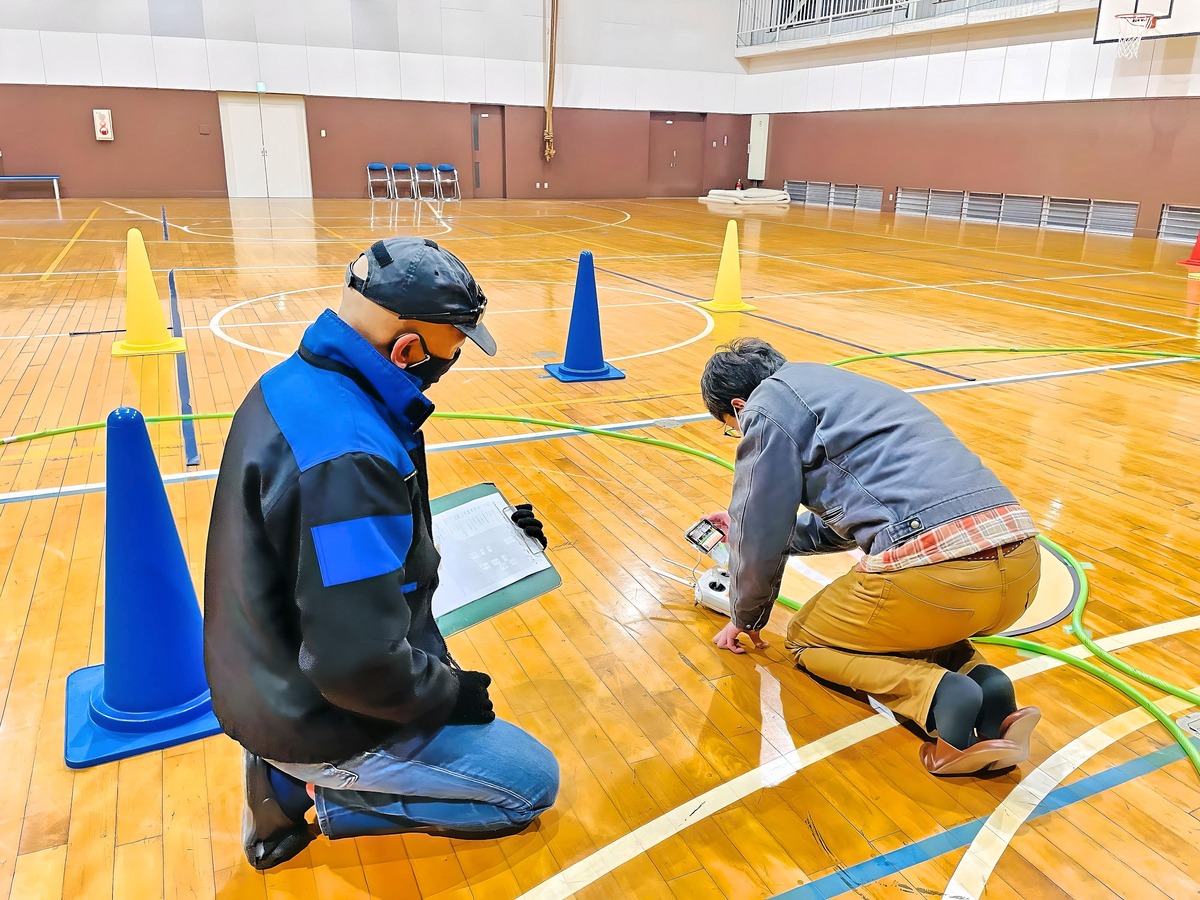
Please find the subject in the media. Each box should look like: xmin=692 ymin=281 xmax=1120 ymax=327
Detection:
xmin=430 ymin=493 xmax=550 ymax=617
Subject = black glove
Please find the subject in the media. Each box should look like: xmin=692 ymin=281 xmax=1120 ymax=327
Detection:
xmin=448 ymin=669 xmax=496 ymax=725
xmin=511 ymin=503 xmax=547 ymax=550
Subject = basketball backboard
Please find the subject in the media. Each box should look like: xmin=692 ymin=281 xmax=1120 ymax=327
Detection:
xmin=1095 ymin=0 xmax=1200 ymax=45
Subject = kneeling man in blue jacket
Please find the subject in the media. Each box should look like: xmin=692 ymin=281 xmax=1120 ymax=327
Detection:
xmin=204 ymin=238 xmax=559 ymax=868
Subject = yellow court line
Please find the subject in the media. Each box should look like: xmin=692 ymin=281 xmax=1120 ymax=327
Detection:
xmin=39 ymin=207 xmax=99 ymax=282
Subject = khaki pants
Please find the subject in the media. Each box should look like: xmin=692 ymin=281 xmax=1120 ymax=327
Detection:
xmin=784 ymin=540 xmax=1041 ymax=729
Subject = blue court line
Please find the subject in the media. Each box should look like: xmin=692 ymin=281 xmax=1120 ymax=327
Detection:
xmin=772 ymin=736 xmax=1200 ymax=899
xmin=167 ymin=270 xmax=199 ymax=466
xmin=0 ymin=354 xmax=1190 ymax=505
xmin=589 ymin=264 xmax=972 ymax=383
xmin=743 ymin=312 xmax=973 ymax=382
xmin=591 ymin=264 xmax=708 ymax=303
xmin=161 ymin=205 xmax=169 ymax=241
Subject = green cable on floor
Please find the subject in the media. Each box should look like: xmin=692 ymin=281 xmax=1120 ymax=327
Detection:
xmin=2 ymin=345 xmax=1198 ymax=774
xmin=831 ymin=347 xmax=1200 ymax=710
xmin=831 ymin=345 xmax=1200 ymax=774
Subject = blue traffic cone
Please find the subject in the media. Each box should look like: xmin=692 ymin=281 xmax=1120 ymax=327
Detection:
xmin=64 ymin=407 xmax=220 ymax=768
xmin=545 ymin=251 xmax=625 ymax=383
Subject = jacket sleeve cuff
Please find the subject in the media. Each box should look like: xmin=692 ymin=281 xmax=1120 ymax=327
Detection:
xmin=734 ymin=604 xmax=773 ymax=632
xmin=415 ymin=674 xmax=459 ymax=732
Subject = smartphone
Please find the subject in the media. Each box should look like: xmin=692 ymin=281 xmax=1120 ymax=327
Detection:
xmin=686 ymin=519 xmax=726 ymax=556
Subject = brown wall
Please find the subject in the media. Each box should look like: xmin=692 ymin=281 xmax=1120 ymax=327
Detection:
xmin=702 ymin=114 xmax=752 ymax=192
xmin=305 ymin=97 xmax=475 ymax=199
xmin=0 ymin=84 xmax=227 ymax=198
xmin=504 ymin=107 xmax=752 ymax=200
xmin=0 ymin=85 xmax=747 ymax=202
xmin=504 ymin=106 xmax=652 ymax=200
xmin=27 ymin=84 xmax=1195 ymax=233
xmin=764 ymin=97 xmax=1200 ymax=236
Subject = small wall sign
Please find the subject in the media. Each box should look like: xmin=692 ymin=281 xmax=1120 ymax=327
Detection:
xmin=93 ymin=109 xmax=113 ymax=141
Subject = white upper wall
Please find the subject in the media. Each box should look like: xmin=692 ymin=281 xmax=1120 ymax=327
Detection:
xmin=0 ymin=0 xmax=744 ymax=111
xmin=736 ymin=12 xmax=1200 ymax=113
xmin=0 ymin=0 xmax=1197 ymax=112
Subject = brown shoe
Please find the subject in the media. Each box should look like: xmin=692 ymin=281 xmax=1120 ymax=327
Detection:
xmin=992 ymin=706 xmax=1041 ymax=768
xmin=920 ymin=738 xmax=1024 ymax=776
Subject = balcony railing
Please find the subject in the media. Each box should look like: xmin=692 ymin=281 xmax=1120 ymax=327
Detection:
xmin=737 ymin=0 xmax=1068 ymax=48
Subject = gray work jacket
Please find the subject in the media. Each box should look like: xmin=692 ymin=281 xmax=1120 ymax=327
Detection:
xmin=727 ymin=363 xmax=1019 ymax=630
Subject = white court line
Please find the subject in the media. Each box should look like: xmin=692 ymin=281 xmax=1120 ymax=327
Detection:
xmin=748 ymin=270 xmax=1172 ymax=303
xmin=0 ymin=279 xmax=681 ymax=344
xmin=106 ymin=199 xmax=454 ymax=242
xmin=2 ymin=354 xmax=1196 ymax=502
xmin=745 ymin=270 xmax=1160 ymax=303
xmin=0 ymin=258 xmax=1178 ymax=284
xmin=625 ymin=200 xmax=1197 ymax=326
xmin=1 ymin=201 xmax=621 ymax=244
xmin=0 ymin=253 xmax=722 ymax=281
xmin=0 ymin=411 xmax=712 ymax=501
xmin=266 ymin=208 xmax=450 ymax=242
xmin=96 ymin=199 xmax=631 ymax=243
xmin=935 ymin=285 xmax=1196 ymax=339
xmin=514 ymin=617 xmax=1200 ymax=900
xmin=1000 ymin=280 xmax=1200 ymax=323
xmin=755 ymin=664 xmax=799 ymax=772
xmin=623 ymin=199 xmax=1141 ymax=274
xmin=178 ymin=298 xmax=686 ymax=335
xmin=2 ymin=214 xmax=574 ymax=224
xmin=785 ymin=553 xmax=861 ymax=586
xmin=205 ymin=282 xmax=715 ymax=369
xmin=418 ymin=198 xmax=453 ymax=237
xmin=943 ymin=688 xmax=1199 ymax=900
xmin=908 ymin=356 xmax=1197 ymax=394
xmin=102 ymin=200 xmax=162 ymax=224
xmin=608 ymin=218 xmax=1193 ymax=338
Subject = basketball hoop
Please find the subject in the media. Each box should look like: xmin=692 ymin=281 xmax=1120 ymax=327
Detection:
xmin=1115 ymin=13 xmax=1156 ymax=59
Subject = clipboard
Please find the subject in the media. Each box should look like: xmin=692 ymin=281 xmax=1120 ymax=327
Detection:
xmin=430 ymin=483 xmax=562 ymax=636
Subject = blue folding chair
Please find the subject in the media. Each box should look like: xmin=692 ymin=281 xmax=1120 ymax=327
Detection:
xmin=436 ymin=164 xmax=461 ymax=201
xmin=366 ymin=162 xmax=390 ymax=200
xmin=414 ymin=163 xmax=439 ymax=200
xmin=390 ymin=163 xmax=416 ymax=200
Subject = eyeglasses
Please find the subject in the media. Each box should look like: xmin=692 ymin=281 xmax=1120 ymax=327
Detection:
xmin=722 ymin=408 xmax=743 ymax=438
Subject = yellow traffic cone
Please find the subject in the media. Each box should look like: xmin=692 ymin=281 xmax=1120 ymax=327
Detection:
xmin=697 ymin=220 xmax=755 ymax=313
xmin=112 ymin=229 xmax=186 ymax=358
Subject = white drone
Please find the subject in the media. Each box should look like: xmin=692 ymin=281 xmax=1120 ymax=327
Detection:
xmin=650 ymin=519 xmax=734 ymax=617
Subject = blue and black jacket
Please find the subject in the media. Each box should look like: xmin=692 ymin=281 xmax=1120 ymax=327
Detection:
xmin=204 ymin=310 xmax=459 ymax=764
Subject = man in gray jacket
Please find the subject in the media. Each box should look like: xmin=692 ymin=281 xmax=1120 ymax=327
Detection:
xmin=701 ymin=338 xmax=1042 ymax=776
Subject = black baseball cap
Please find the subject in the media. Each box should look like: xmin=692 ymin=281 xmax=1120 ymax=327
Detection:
xmin=346 ymin=238 xmax=496 ymax=356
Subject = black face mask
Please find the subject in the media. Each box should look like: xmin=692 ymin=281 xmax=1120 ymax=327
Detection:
xmin=394 ymin=333 xmax=461 ymax=389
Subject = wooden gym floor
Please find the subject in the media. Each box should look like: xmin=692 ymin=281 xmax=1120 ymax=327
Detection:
xmin=1 ymin=196 xmax=1199 ymax=900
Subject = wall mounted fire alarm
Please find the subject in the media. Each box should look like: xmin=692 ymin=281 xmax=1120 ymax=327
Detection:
xmin=93 ymin=109 xmax=113 ymax=141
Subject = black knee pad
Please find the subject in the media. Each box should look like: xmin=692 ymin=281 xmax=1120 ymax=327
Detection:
xmin=926 ymin=671 xmax=983 ymax=736
xmin=967 ymin=665 xmax=1015 ymax=700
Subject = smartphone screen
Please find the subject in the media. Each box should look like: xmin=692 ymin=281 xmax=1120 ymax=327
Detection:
xmin=686 ymin=520 xmax=725 ymax=553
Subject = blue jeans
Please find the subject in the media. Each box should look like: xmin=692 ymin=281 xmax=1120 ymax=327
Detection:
xmin=269 ymin=719 xmax=559 ymax=841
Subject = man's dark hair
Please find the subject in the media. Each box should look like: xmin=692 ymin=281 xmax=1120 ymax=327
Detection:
xmin=700 ymin=337 xmax=787 ymax=420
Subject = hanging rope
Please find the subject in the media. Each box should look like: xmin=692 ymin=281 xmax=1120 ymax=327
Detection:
xmin=543 ymin=0 xmax=559 ymax=162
